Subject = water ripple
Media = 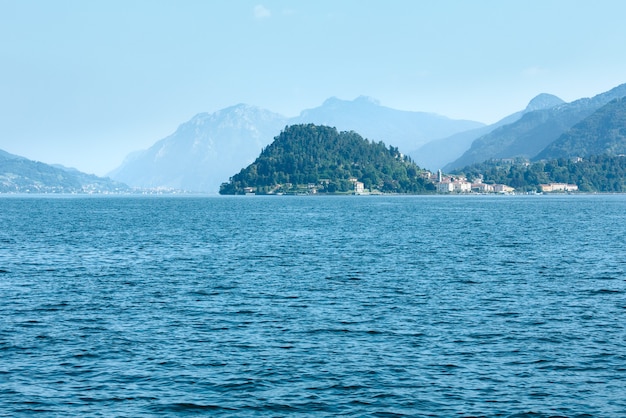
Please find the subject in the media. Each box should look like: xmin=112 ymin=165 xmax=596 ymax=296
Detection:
xmin=1 ymin=195 xmax=625 ymax=416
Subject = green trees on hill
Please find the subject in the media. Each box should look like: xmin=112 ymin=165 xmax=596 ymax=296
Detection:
xmin=219 ymin=124 xmax=435 ymax=194
xmin=536 ymin=97 xmax=626 ymax=160
xmin=220 ymin=123 xmax=626 ymax=195
xmin=456 ymin=155 xmax=626 ymax=192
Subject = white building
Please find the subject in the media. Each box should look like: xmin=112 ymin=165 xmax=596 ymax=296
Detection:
xmin=540 ymin=183 xmax=578 ymax=192
xmin=436 ymin=181 xmax=454 ymax=193
xmin=472 ymin=183 xmax=494 ymax=193
xmin=452 ymin=181 xmax=472 ymax=193
xmin=494 ymin=184 xmax=515 ymax=193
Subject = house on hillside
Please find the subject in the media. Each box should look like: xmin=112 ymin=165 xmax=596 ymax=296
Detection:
xmin=348 ymin=178 xmax=366 ymax=194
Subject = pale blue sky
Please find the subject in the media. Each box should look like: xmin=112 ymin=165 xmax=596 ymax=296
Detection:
xmin=1 ymin=0 xmax=626 ymax=175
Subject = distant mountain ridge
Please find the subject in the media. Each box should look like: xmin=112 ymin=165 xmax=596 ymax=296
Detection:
xmin=110 ymin=97 xmax=484 ymax=193
xmin=411 ymin=93 xmax=565 ymax=170
xmin=445 ymin=83 xmax=626 ymax=170
xmin=0 ymin=149 xmax=130 ymax=193
xmin=110 ymin=82 xmax=626 ymax=192
xmin=536 ymin=97 xmax=626 ymax=160
xmin=294 ymin=96 xmax=482 ymax=153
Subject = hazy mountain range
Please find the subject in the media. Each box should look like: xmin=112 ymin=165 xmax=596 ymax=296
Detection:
xmin=535 ymin=96 xmax=626 ymax=160
xmin=3 ymin=83 xmax=626 ymax=194
xmin=295 ymin=96 xmax=483 ymax=152
xmin=110 ymin=83 xmax=626 ymax=193
xmin=446 ymin=83 xmax=626 ymax=170
xmin=412 ymin=93 xmax=565 ymax=171
xmin=109 ymin=97 xmax=483 ymax=193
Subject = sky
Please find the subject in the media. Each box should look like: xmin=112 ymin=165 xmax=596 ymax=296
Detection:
xmin=1 ymin=0 xmax=626 ymax=176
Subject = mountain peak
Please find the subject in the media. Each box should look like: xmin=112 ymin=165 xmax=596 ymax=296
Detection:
xmin=185 ymin=104 xmax=285 ymax=128
xmin=321 ymin=96 xmax=381 ymax=108
xmin=354 ymin=95 xmax=381 ymax=106
xmin=215 ymin=103 xmax=269 ymax=117
xmin=226 ymin=103 xmax=260 ymax=112
xmin=322 ymin=96 xmax=341 ymax=106
xmin=524 ymin=93 xmax=564 ymax=112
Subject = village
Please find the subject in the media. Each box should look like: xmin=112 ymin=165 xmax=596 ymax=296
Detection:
xmin=429 ymin=170 xmax=578 ymax=194
xmin=350 ymin=169 xmax=579 ymax=195
xmin=242 ymin=171 xmax=579 ymax=195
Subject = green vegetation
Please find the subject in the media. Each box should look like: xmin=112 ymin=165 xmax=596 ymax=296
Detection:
xmin=447 ymin=84 xmax=626 ymax=170
xmin=219 ymin=124 xmax=435 ymax=195
xmin=455 ymin=155 xmax=626 ymax=192
xmin=536 ymin=97 xmax=626 ymax=160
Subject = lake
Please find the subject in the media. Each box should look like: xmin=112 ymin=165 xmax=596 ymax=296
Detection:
xmin=1 ymin=195 xmax=625 ymax=416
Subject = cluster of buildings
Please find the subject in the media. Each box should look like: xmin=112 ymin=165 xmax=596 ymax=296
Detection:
xmin=432 ymin=171 xmax=579 ymax=194
xmin=434 ymin=171 xmax=515 ymax=194
xmin=243 ymin=172 xmax=579 ymax=195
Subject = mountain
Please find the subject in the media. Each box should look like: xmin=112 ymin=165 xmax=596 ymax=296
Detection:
xmin=411 ymin=93 xmax=564 ymax=171
xmin=535 ymin=97 xmax=626 ymax=160
xmin=219 ymin=124 xmax=435 ymax=195
xmin=445 ymin=83 xmax=626 ymax=170
xmin=293 ymin=96 xmax=483 ymax=152
xmin=108 ymin=104 xmax=288 ymax=193
xmin=110 ymin=97 xmax=483 ymax=193
xmin=0 ymin=149 xmax=130 ymax=193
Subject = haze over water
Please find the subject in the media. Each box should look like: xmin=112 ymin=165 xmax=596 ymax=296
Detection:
xmin=1 ymin=195 xmax=625 ymax=416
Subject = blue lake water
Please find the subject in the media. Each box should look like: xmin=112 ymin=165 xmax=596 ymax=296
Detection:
xmin=1 ymin=195 xmax=625 ymax=416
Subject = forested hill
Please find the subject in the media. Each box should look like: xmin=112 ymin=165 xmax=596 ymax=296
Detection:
xmin=219 ymin=124 xmax=435 ymax=195
xmin=454 ymin=155 xmax=626 ymax=192
xmin=535 ymin=97 xmax=626 ymax=160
